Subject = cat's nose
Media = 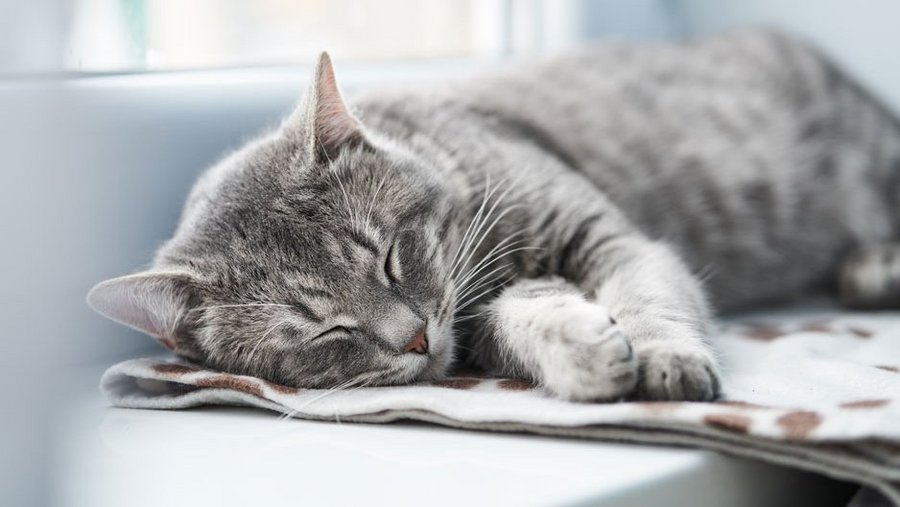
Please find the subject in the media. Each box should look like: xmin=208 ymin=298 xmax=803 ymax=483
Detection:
xmin=403 ymin=326 xmax=428 ymax=355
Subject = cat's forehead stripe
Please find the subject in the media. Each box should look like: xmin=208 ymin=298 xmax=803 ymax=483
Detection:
xmin=294 ymin=284 xmax=335 ymax=300
xmin=292 ymin=300 xmax=323 ymax=324
xmin=346 ymin=227 xmax=380 ymax=253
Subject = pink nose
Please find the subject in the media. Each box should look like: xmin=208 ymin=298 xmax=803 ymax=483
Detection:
xmin=404 ymin=327 xmax=428 ymax=354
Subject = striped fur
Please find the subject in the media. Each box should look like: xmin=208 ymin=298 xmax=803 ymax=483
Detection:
xmin=89 ymin=29 xmax=900 ymax=401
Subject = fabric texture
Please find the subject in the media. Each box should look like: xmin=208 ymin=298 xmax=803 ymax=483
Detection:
xmin=102 ymin=307 xmax=900 ymax=503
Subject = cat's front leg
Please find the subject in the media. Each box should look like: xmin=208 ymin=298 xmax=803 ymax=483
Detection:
xmin=476 ymin=277 xmax=638 ymax=401
xmin=585 ymin=235 xmax=721 ymax=401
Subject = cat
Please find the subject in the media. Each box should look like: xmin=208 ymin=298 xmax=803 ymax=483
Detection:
xmin=87 ymin=29 xmax=900 ymax=402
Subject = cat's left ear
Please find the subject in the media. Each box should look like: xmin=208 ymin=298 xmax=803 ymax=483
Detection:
xmin=288 ymin=52 xmax=366 ymax=163
xmin=87 ymin=270 xmax=202 ymax=357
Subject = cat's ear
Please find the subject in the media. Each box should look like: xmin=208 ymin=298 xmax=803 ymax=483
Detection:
xmin=288 ymin=52 xmax=365 ymax=162
xmin=87 ymin=271 xmax=199 ymax=352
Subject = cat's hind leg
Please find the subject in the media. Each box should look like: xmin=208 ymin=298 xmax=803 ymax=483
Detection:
xmin=839 ymin=244 xmax=900 ymax=309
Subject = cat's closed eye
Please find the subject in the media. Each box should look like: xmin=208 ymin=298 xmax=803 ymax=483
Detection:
xmin=313 ymin=326 xmax=353 ymax=342
xmin=384 ymin=241 xmax=402 ymax=284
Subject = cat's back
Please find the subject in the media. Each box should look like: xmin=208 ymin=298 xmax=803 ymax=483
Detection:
xmin=456 ymin=27 xmax=828 ymax=179
xmin=472 ymin=28 xmax=900 ymax=307
xmin=359 ymin=28 xmax=900 ymax=309
xmin=365 ymin=28 xmax=832 ymax=199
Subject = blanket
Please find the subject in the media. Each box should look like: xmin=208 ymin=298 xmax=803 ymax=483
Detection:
xmin=101 ymin=307 xmax=900 ymax=503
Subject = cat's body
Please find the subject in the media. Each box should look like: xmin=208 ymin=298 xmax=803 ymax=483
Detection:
xmin=89 ymin=29 xmax=900 ymax=402
xmin=360 ymin=29 xmax=900 ymax=311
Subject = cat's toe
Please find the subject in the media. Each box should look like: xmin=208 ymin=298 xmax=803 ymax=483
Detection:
xmin=633 ymin=341 xmax=720 ymax=402
xmin=540 ymin=311 xmax=638 ymax=402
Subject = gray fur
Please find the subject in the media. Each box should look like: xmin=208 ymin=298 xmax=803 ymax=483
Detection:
xmin=88 ymin=29 xmax=900 ymax=401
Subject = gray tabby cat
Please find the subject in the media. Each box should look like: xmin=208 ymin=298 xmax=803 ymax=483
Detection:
xmin=88 ymin=29 xmax=900 ymax=402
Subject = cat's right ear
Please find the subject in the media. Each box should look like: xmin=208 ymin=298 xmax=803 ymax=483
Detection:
xmin=87 ymin=271 xmax=200 ymax=353
xmin=285 ymin=52 xmax=366 ymax=163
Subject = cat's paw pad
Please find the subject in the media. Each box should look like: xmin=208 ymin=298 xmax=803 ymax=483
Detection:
xmin=633 ymin=341 xmax=720 ymax=402
xmin=537 ymin=299 xmax=638 ymax=401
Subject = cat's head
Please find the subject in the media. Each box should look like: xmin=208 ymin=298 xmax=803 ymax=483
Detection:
xmin=88 ymin=53 xmax=460 ymax=389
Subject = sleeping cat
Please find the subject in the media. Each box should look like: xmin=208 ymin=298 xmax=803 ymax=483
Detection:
xmin=87 ymin=29 xmax=900 ymax=402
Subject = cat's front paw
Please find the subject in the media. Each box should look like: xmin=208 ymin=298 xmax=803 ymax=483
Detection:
xmin=536 ymin=300 xmax=638 ymax=402
xmin=633 ymin=341 xmax=720 ymax=402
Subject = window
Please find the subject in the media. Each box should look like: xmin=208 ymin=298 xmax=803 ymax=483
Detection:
xmin=8 ymin=0 xmax=663 ymax=76
xmin=65 ymin=0 xmax=516 ymax=72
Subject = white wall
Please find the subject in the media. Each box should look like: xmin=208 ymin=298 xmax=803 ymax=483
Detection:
xmin=677 ymin=0 xmax=900 ymax=112
xmin=1 ymin=72 xmax=300 ymax=506
xmin=576 ymin=0 xmax=678 ymax=41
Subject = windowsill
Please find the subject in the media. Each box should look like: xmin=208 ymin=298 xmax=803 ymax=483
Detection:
xmin=49 ymin=364 xmax=853 ymax=507
xmin=2 ymin=58 xmax=498 ymax=89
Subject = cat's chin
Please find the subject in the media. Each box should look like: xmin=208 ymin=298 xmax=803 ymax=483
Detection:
xmin=392 ymin=349 xmax=451 ymax=385
xmin=416 ymin=357 xmax=450 ymax=383
xmin=416 ymin=336 xmax=455 ymax=383
xmin=385 ymin=334 xmax=454 ymax=385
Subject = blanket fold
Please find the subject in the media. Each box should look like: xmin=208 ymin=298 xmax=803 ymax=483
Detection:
xmin=101 ymin=308 xmax=900 ymax=504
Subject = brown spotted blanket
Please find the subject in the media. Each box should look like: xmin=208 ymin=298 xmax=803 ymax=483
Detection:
xmin=102 ymin=307 xmax=900 ymax=503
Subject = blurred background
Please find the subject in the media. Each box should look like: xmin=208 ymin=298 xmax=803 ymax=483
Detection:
xmin=2 ymin=1 xmax=900 ymax=505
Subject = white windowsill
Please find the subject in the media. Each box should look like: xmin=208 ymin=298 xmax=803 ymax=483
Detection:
xmin=49 ymin=367 xmax=851 ymax=507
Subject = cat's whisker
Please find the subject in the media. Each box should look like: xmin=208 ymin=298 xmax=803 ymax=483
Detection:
xmin=453 ymin=230 xmax=524 ymax=284
xmin=285 ymin=369 xmax=387 ymax=420
xmin=455 ymin=263 xmax=514 ymax=304
xmin=452 ymin=308 xmax=490 ymax=325
xmin=450 ymin=174 xmax=516 ymax=280
xmin=453 ymin=177 xmax=508 ymax=267
xmin=280 ymin=377 xmax=359 ymax=420
xmin=455 ymin=278 xmax=515 ymax=313
xmin=455 ymin=246 xmax=543 ymax=303
xmin=442 ymin=232 xmax=534 ymax=323
xmin=448 ymin=342 xmax=478 ymax=355
xmin=448 ymin=174 xmax=496 ymax=279
xmin=452 ymin=232 xmax=529 ymax=289
xmin=444 ymin=228 xmax=528 ymax=318
xmin=452 ymin=182 xmax=522 ymax=281
xmin=457 ymin=281 xmax=507 ymax=313
xmin=455 ymin=256 xmax=514 ymax=300
xmin=245 ymin=320 xmax=287 ymax=364
xmin=460 ymin=246 xmax=544 ymax=290
xmin=276 ymin=408 xmax=298 ymax=421
xmin=457 ymin=204 xmax=521 ymax=273
xmin=451 ymin=205 xmax=505 ymax=283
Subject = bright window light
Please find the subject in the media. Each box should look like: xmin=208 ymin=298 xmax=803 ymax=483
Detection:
xmin=64 ymin=0 xmax=513 ymax=72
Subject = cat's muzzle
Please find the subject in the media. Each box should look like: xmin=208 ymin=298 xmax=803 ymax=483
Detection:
xmin=404 ymin=327 xmax=428 ymax=354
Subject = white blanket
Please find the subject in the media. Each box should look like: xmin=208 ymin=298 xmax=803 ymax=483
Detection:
xmin=102 ymin=307 xmax=900 ymax=503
